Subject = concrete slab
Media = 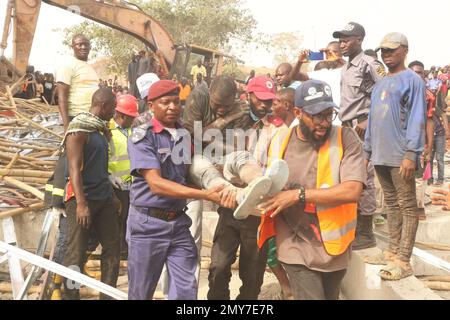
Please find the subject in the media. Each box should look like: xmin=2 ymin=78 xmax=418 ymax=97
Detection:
xmin=0 ymin=209 xmax=50 ymax=252
xmin=341 ymin=248 xmax=442 ymax=300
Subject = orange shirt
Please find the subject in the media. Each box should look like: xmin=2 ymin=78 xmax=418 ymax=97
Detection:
xmin=179 ymin=84 xmax=191 ymax=101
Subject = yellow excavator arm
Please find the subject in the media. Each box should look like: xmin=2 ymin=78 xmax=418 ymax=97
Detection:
xmin=6 ymin=0 xmax=177 ymax=73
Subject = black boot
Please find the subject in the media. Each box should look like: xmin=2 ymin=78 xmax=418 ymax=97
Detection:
xmin=352 ymin=213 xmax=377 ymax=250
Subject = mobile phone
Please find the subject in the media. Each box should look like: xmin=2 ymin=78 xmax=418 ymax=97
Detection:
xmin=308 ymin=51 xmax=324 ymax=61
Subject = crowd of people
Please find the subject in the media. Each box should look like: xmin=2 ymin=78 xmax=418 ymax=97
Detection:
xmin=38 ymin=19 xmax=450 ymax=301
xmin=13 ymin=66 xmax=57 ymax=105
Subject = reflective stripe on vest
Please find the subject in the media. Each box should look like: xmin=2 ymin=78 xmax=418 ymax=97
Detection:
xmin=45 ymin=184 xmax=64 ymax=197
xmin=108 ymin=128 xmax=132 ymax=183
xmin=267 ymin=125 xmax=357 ymax=256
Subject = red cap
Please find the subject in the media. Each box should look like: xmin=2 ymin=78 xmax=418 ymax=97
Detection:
xmin=116 ymin=94 xmax=138 ymax=117
xmin=147 ymin=80 xmax=179 ymax=101
xmin=246 ymin=76 xmax=276 ymax=101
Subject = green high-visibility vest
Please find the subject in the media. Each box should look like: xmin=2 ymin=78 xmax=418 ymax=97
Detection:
xmin=108 ymin=127 xmax=132 ymax=184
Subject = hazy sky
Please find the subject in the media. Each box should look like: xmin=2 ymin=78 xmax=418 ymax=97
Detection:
xmin=1 ymin=0 xmax=448 ymax=72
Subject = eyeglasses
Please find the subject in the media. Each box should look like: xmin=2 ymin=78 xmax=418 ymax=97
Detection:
xmin=304 ymin=110 xmax=338 ymax=124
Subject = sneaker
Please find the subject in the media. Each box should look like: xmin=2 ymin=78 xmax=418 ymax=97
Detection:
xmin=265 ymin=159 xmax=290 ymax=194
xmin=435 ymin=181 xmax=444 ymax=186
xmin=233 ymin=176 xmax=272 ymax=220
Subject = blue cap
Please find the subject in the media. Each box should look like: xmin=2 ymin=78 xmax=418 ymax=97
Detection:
xmin=294 ymin=80 xmax=337 ymax=115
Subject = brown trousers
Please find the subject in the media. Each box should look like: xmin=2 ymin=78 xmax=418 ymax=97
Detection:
xmin=63 ymin=197 xmax=121 ymax=300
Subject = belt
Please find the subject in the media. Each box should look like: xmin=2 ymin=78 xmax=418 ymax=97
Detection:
xmin=342 ymin=114 xmax=368 ymax=128
xmin=132 ymin=206 xmax=184 ymax=221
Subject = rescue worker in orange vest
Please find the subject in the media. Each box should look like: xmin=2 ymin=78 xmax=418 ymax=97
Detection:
xmin=108 ymin=94 xmax=139 ymax=259
xmin=258 ymin=80 xmax=366 ymax=300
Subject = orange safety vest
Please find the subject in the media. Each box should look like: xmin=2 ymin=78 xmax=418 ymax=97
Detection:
xmin=258 ymin=126 xmax=357 ymax=256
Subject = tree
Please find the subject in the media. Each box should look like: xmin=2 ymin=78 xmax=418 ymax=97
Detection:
xmin=271 ymin=32 xmax=304 ymax=67
xmin=60 ymin=0 xmax=258 ymax=77
xmin=60 ymin=21 xmax=142 ymax=77
xmin=222 ymin=58 xmax=246 ymax=80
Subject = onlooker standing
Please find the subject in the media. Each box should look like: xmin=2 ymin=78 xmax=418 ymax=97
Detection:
xmin=245 ymin=70 xmax=255 ymax=85
xmin=128 ymin=54 xmax=140 ymax=98
xmin=409 ymin=60 xmax=438 ymax=182
xmin=275 ymin=63 xmax=295 ymax=90
xmin=42 ymin=73 xmax=56 ymax=105
xmin=52 ymin=34 xmax=99 ymax=275
xmin=62 ymin=88 xmax=121 ymax=299
xmin=332 ymin=22 xmax=385 ymax=250
xmin=364 ymin=33 xmax=426 ymax=280
xmin=135 ymin=72 xmax=160 ymax=114
xmin=15 ymin=65 xmax=37 ymax=99
xmin=193 ymin=73 xmax=208 ymax=92
xmin=429 ymin=94 xmax=447 ymax=186
xmin=108 ymin=94 xmax=139 ymax=259
xmin=190 ymin=59 xmax=207 ymax=84
xmin=427 ymin=71 xmax=442 ymax=93
xmin=178 ymin=77 xmax=191 ymax=107
xmin=56 ymin=34 xmax=99 ymax=131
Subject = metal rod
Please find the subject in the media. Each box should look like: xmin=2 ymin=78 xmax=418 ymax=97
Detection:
xmin=0 ymin=241 xmax=128 ymax=300
xmin=17 ymin=209 xmax=56 ymax=300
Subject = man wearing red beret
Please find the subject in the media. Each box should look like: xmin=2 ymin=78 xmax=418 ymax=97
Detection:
xmin=126 ymin=80 xmax=225 ymax=300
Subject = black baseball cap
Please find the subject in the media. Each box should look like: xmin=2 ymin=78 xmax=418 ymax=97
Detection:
xmin=333 ymin=22 xmax=366 ymax=38
xmin=294 ymin=80 xmax=337 ymax=115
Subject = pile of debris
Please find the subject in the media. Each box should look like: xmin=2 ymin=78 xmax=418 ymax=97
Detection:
xmin=0 ymin=83 xmax=63 ymax=220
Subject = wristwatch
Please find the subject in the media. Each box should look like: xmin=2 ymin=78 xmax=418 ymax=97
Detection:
xmin=297 ymin=186 xmax=306 ymax=204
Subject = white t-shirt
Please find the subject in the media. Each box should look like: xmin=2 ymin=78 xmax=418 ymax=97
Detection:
xmin=308 ymin=68 xmax=342 ymax=108
xmin=56 ymin=56 xmax=99 ymax=117
xmin=307 ymin=68 xmax=342 ymax=126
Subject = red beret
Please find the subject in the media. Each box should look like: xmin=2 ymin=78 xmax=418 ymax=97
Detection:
xmin=147 ymin=80 xmax=179 ymax=101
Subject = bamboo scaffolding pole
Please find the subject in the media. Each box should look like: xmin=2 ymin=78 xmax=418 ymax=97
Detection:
xmin=27 ymin=153 xmax=54 ymax=160
xmin=0 ymin=187 xmax=30 ymax=200
xmin=0 ymin=126 xmax=23 ymax=130
xmin=0 ymin=194 xmax=40 ymax=204
xmin=0 ymin=202 xmax=45 ymax=219
xmin=3 ymin=87 xmax=62 ymax=139
xmin=0 ymin=119 xmax=25 ymax=126
xmin=0 ymin=153 xmax=43 ymax=170
xmin=9 ymin=74 xmax=27 ymax=94
xmin=5 ymin=176 xmax=48 ymax=184
xmin=0 ymin=142 xmax=56 ymax=151
xmin=0 ymin=152 xmax=56 ymax=166
xmin=0 ymin=169 xmax=52 ymax=178
xmin=0 ymin=176 xmax=44 ymax=200
xmin=0 ymin=137 xmax=59 ymax=150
